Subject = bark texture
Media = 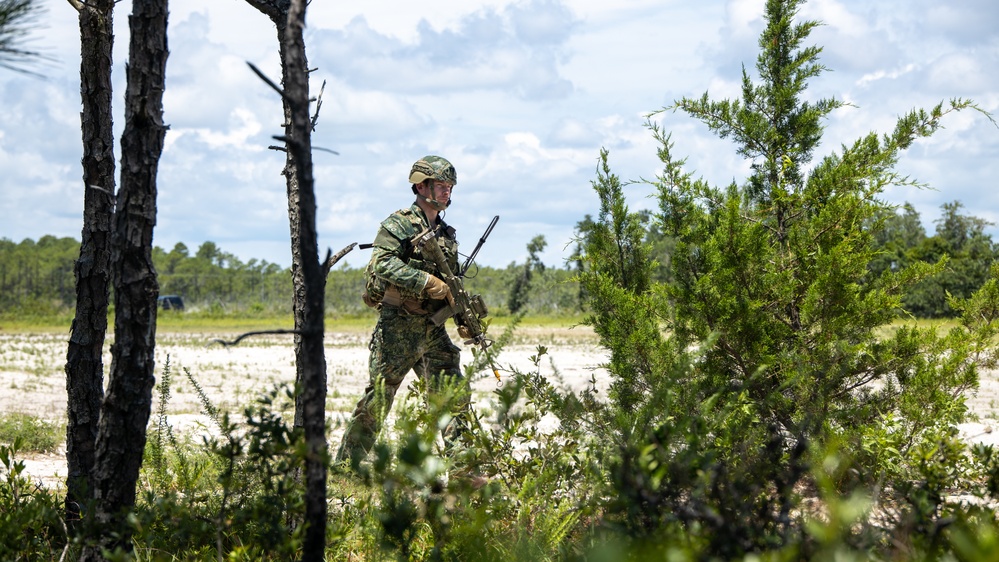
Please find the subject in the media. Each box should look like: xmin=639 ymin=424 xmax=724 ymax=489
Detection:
xmin=65 ymin=0 xmax=115 ymax=523
xmin=79 ymin=0 xmax=168 ymax=558
xmin=282 ymin=4 xmax=328 ymax=559
xmin=244 ymin=0 xmax=324 ymax=432
xmin=244 ymin=1 xmax=328 ymax=558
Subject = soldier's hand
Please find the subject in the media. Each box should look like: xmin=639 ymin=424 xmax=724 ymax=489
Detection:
xmin=424 ymin=274 xmax=451 ymax=300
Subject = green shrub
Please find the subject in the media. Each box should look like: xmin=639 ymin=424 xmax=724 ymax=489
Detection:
xmin=0 ymin=412 xmax=63 ymax=454
xmin=571 ymin=0 xmax=999 ymax=558
xmin=0 ymin=441 xmax=67 ymax=559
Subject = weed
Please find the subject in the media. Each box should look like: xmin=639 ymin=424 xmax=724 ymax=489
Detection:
xmin=0 ymin=441 xmax=67 ymax=558
xmin=0 ymin=412 xmax=63 ymax=454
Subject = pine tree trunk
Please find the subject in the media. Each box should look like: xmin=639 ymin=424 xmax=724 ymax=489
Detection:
xmin=244 ymin=1 xmax=328 ymax=558
xmin=79 ymin=0 xmax=168 ymax=558
xmin=244 ymin=0 xmax=324 ymax=436
xmin=65 ymin=0 xmax=115 ymax=525
xmin=282 ymin=3 xmax=328 ymax=558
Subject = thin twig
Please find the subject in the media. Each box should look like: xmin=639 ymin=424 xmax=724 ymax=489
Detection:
xmin=246 ymin=61 xmax=287 ymax=100
xmin=207 ymin=329 xmax=304 ymax=348
xmin=310 ymin=79 xmax=325 ymax=131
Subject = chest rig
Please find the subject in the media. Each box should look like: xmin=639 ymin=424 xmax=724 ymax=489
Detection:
xmin=363 ymin=208 xmax=458 ymax=311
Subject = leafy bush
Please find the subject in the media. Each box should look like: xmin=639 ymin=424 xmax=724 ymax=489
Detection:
xmin=571 ymin=0 xmax=999 ymax=558
xmin=134 ymin=367 xmax=310 ymax=560
xmin=0 ymin=412 xmax=63 ymax=454
xmin=0 ymin=441 xmax=67 ymax=560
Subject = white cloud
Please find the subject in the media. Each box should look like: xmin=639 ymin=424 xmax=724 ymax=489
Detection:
xmin=547 ymin=117 xmax=601 ymax=148
xmin=800 ymin=0 xmax=868 ymax=36
xmin=926 ymin=54 xmax=987 ymax=92
xmin=3 ymin=0 xmax=998 ymax=270
xmin=308 ymin=1 xmax=577 ymax=101
xmin=168 ymin=108 xmax=265 ymax=153
xmin=725 ymin=0 xmax=766 ymax=40
xmin=855 ymin=63 xmax=917 ymax=88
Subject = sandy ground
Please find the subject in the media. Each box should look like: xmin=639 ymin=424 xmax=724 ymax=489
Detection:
xmin=3 ymin=324 xmax=997 ymax=489
xmin=1 ymin=324 xmax=609 ymax=488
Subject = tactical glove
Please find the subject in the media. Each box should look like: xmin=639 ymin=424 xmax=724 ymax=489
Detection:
xmin=424 ymin=274 xmax=451 ymax=300
xmin=457 ymin=324 xmax=473 ymax=340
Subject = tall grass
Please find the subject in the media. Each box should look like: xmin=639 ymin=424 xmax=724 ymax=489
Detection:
xmin=0 ymin=413 xmax=63 ymax=454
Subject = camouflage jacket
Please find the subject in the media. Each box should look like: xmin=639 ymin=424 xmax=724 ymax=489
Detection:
xmin=365 ymin=203 xmax=459 ymax=305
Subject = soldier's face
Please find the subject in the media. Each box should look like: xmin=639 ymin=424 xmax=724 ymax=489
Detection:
xmin=431 ymin=181 xmax=453 ymax=196
xmin=420 ymin=181 xmax=453 ymax=201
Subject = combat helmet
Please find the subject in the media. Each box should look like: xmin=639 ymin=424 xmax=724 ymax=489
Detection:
xmin=409 ymin=155 xmax=457 ymax=187
xmin=409 ymin=155 xmax=456 ymax=210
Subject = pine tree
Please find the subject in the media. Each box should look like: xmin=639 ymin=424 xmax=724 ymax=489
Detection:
xmin=578 ymin=0 xmax=998 ymax=554
xmin=0 ymin=0 xmax=47 ymax=74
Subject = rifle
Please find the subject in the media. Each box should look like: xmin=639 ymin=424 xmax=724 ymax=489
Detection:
xmin=413 ymin=216 xmax=501 ymax=381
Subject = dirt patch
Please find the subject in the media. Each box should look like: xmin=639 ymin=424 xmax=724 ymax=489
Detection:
xmin=5 ymin=324 xmax=998 ymax=490
xmin=1 ymin=324 xmax=608 ymax=489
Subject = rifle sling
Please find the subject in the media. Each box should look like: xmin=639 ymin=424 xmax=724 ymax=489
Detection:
xmin=430 ymin=304 xmax=455 ymax=326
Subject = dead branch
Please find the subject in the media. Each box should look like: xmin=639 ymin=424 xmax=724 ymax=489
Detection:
xmin=246 ymin=61 xmax=287 ymax=100
xmin=310 ymin=79 xmax=325 ymax=131
xmin=321 ymin=242 xmax=356 ymax=277
xmin=207 ymin=329 xmax=305 ymax=348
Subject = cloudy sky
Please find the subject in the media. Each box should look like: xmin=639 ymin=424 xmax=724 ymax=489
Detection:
xmin=2 ymin=0 xmax=997 ymax=270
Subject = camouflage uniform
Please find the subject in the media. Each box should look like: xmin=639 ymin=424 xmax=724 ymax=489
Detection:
xmin=335 ymin=203 xmax=469 ymax=469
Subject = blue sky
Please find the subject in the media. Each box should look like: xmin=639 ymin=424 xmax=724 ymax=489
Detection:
xmin=2 ymin=0 xmax=997 ymax=269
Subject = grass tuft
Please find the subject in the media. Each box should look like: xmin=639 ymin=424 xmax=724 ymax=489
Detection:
xmin=0 ymin=412 xmax=63 ymax=454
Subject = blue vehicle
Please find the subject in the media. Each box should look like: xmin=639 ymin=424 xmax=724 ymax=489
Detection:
xmin=157 ymin=295 xmax=185 ymax=311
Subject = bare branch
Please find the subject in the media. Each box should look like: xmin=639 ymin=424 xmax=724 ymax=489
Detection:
xmin=321 ymin=242 xmax=356 ymax=277
xmin=246 ymin=61 xmax=286 ymax=100
xmin=272 ymin=134 xmax=301 ymax=150
xmin=242 ymin=0 xmax=285 ymax=22
xmin=207 ymin=329 xmax=305 ymax=348
xmin=310 ymin=79 xmax=325 ymax=131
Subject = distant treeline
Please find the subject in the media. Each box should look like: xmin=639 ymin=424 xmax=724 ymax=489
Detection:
xmin=0 ymin=237 xmax=581 ymax=318
xmin=1 ymin=200 xmax=994 ymax=319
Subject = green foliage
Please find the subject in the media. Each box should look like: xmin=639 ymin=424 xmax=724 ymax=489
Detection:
xmin=902 ymin=202 xmax=999 ymax=317
xmin=0 ymin=0 xmax=49 ymax=75
xmin=0 ymin=236 xmax=584 ymax=322
xmin=0 ymin=441 xmax=67 ymax=559
xmin=12 ymin=0 xmax=999 ymax=559
xmin=571 ymin=0 xmax=999 ymax=557
xmin=354 ymin=343 xmax=604 ymax=561
xmin=133 ymin=361 xmax=312 ymax=559
xmin=0 ymin=235 xmax=78 ymax=319
xmin=0 ymin=412 xmax=63 ymax=454
xmin=573 ymin=149 xmax=672 ymax=419
xmin=865 ymin=200 xmax=999 ymax=319
xmin=508 ymin=234 xmax=548 ymax=314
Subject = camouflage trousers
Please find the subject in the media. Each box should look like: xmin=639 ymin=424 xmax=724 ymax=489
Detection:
xmin=335 ymin=306 xmax=469 ymax=469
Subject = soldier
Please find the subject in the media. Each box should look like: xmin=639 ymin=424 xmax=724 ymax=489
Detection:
xmin=335 ymin=155 xmax=471 ymax=471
